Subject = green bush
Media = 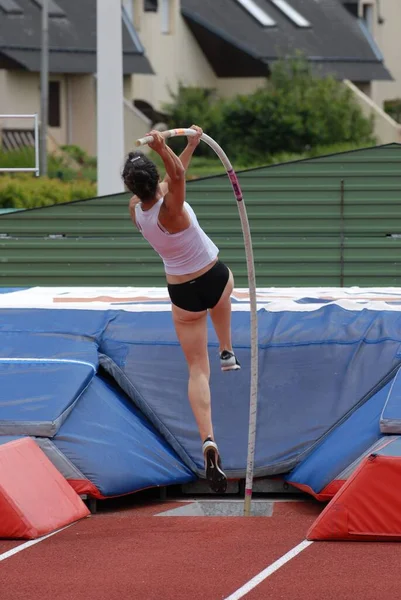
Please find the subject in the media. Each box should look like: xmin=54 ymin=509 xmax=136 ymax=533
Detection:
xmin=162 ymin=84 xmax=224 ymax=157
xmin=60 ymin=144 xmax=97 ymax=168
xmin=269 ymin=58 xmax=374 ymax=146
xmin=46 ymin=164 xmax=97 ymax=184
xmin=0 ymin=175 xmax=96 ymax=209
xmin=162 ymin=56 xmax=375 ymax=164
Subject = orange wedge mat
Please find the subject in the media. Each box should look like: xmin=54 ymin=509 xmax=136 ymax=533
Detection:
xmin=0 ymin=438 xmax=90 ymax=539
xmin=307 ymin=453 xmax=401 ymax=542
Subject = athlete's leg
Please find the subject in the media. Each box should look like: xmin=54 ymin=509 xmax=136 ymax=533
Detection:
xmin=171 ymin=302 xmax=227 ymax=492
xmin=209 ymin=268 xmax=234 ymax=353
xmin=209 ymin=268 xmax=240 ymax=371
xmin=171 ymin=304 xmax=212 ymax=442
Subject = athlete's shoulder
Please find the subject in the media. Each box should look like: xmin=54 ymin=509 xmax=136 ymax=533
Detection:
xmin=129 ymin=196 xmax=141 ymax=227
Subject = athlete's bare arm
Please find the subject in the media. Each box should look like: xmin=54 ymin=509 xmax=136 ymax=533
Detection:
xmin=167 ymin=125 xmax=202 ymax=175
xmin=148 ymin=130 xmax=186 ymax=214
xmin=158 ymin=125 xmax=203 ymax=198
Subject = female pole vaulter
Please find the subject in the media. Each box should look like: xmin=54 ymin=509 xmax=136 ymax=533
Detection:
xmin=122 ymin=125 xmax=240 ymax=493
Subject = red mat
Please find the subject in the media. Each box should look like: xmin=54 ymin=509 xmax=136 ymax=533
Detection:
xmin=0 ymin=438 xmax=90 ymax=539
xmin=308 ymin=453 xmax=401 ymax=541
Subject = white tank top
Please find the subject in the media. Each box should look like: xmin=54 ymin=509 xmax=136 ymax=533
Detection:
xmin=134 ymin=199 xmax=219 ymax=275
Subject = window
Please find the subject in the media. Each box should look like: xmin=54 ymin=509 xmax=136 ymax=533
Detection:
xmin=362 ymin=3 xmax=373 ymax=33
xmin=0 ymin=0 xmax=23 ymax=14
xmin=236 ymin=0 xmax=276 ymax=26
xmin=161 ymin=0 xmax=171 ymax=34
xmin=270 ymin=0 xmax=310 ymax=27
xmin=48 ymin=81 xmax=61 ymax=128
xmin=144 ymin=0 xmax=158 ymax=11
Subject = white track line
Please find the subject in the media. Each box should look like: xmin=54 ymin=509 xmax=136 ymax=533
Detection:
xmin=223 ymin=540 xmax=313 ymax=600
xmin=0 ymin=524 xmax=73 ymax=563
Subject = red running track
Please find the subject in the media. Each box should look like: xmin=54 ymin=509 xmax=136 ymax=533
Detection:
xmin=245 ymin=539 xmax=401 ymax=600
xmin=0 ymin=500 xmax=398 ymax=600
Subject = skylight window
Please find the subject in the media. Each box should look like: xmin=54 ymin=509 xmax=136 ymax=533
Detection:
xmin=270 ymin=0 xmax=310 ymax=27
xmin=0 ymin=0 xmax=23 ymax=14
xmin=236 ymin=0 xmax=276 ymax=27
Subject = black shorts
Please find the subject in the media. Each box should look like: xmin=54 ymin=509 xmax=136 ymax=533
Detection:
xmin=167 ymin=260 xmax=230 ymax=312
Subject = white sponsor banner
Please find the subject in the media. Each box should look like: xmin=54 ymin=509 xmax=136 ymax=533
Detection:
xmin=1 ymin=286 xmax=401 ymax=312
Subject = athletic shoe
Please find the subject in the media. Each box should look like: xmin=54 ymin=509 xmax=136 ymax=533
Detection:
xmin=220 ymin=350 xmax=241 ymax=371
xmin=202 ymin=437 xmax=227 ymax=493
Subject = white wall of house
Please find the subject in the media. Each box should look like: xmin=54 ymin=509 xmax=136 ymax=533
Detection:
xmin=68 ymin=74 xmax=97 ymax=155
xmin=129 ymin=0 xmax=268 ymax=115
xmin=0 ymin=70 xmax=68 ymax=146
xmin=2 ymin=71 xmax=40 ymax=116
xmin=131 ymin=0 xmax=217 ymax=112
xmin=0 ymin=67 xmax=150 ymax=159
xmin=359 ymin=0 xmax=401 ymax=109
xmin=216 ymin=77 xmax=266 ymax=98
xmin=124 ymin=98 xmax=152 ymax=155
xmin=344 ymin=79 xmax=401 ymax=143
xmin=4 ymin=71 xmax=69 ymax=145
xmin=66 ymin=73 xmax=149 ymax=157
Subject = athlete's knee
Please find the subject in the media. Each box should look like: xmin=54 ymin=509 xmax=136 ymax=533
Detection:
xmin=188 ymin=359 xmax=210 ymax=379
xmin=172 ymin=306 xmax=206 ymax=325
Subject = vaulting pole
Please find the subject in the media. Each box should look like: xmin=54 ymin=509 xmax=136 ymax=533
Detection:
xmin=136 ymin=128 xmax=259 ymax=516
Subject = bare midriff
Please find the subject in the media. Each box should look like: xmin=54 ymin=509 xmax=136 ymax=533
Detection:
xmin=165 ymin=257 xmax=218 ymax=285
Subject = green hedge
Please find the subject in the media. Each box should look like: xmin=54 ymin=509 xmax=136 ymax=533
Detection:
xmin=60 ymin=144 xmax=97 ymax=168
xmin=162 ymin=56 xmax=375 ymax=163
xmin=0 ymin=175 xmax=96 ymax=209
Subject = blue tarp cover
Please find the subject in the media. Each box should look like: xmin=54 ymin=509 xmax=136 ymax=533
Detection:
xmin=0 ymin=361 xmax=95 ymax=437
xmin=1 ymin=303 xmax=401 ymax=494
xmin=0 ymin=333 xmax=98 ymax=437
xmin=54 ymin=374 xmax=195 ymax=496
xmin=99 ymin=306 xmax=401 ymax=477
xmin=285 ymin=378 xmax=394 ymax=494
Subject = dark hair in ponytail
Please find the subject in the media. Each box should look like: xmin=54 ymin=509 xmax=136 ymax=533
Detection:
xmin=122 ymin=151 xmax=160 ymax=202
